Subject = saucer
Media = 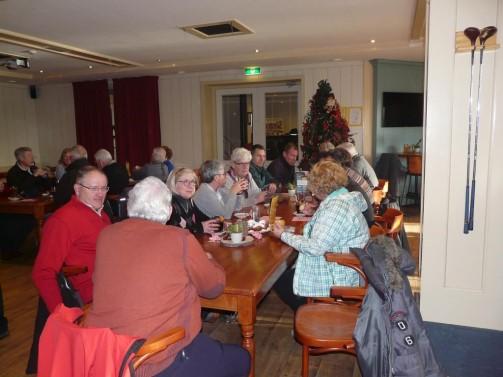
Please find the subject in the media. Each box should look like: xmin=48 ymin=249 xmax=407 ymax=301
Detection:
xmin=234 ymin=212 xmax=249 ymax=219
xmin=7 ymin=197 xmax=21 ymax=201
xmin=221 ymin=235 xmax=254 ymax=248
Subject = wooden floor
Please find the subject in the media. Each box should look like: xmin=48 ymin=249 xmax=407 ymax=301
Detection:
xmin=0 ymin=260 xmax=357 ymax=377
xmin=0 ymin=206 xmax=420 ymax=377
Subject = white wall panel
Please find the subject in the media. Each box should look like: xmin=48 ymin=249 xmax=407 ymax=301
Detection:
xmin=0 ymin=83 xmax=38 ymax=169
xmin=35 ymin=84 xmax=76 ymax=166
xmin=158 ymin=61 xmax=365 ymax=167
xmin=421 ymin=0 xmax=503 ymax=330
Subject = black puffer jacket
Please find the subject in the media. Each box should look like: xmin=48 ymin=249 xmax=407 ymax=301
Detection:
xmin=352 ymin=237 xmax=444 ymax=377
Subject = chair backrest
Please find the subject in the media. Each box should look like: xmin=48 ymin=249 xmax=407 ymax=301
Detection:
xmin=382 ymin=208 xmax=404 ymax=239
xmin=377 ymin=179 xmax=389 ymax=194
xmin=39 ymin=305 xmax=185 ymax=377
xmin=369 ymin=224 xmax=386 ymax=238
xmin=406 ymin=155 xmax=422 ymax=175
xmin=372 ymin=188 xmax=385 ymax=205
xmin=324 ymin=253 xmax=368 ymax=301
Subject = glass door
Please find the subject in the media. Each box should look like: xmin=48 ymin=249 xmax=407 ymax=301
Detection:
xmin=216 ymin=84 xmax=300 ymax=160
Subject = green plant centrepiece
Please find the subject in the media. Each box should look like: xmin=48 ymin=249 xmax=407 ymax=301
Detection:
xmin=227 ymin=223 xmax=243 ymax=233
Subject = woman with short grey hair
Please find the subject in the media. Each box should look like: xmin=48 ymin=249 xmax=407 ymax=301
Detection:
xmin=193 ymin=160 xmax=247 ymax=219
xmin=224 ymin=147 xmax=266 ymax=210
xmin=127 ymin=176 xmax=172 ymax=224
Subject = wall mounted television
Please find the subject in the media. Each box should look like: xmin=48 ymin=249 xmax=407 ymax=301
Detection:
xmin=382 ymin=92 xmax=424 ymax=127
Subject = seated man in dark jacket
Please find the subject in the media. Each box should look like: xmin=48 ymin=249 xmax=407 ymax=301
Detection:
xmin=267 ymin=142 xmax=298 ymax=190
xmin=7 ymin=146 xmax=52 ymax=197
xmin=249 ymin=144 xmax=277 ymax=193
xmin=94 ymin=149 xmax=129 ymax=195
xmin=54 ymin=145 xmax=90 ymax=208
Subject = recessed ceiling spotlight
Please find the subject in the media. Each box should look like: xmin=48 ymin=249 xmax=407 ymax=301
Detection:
xmin=156 ymin=58 xmax=162 ymax=63
xmin=88 ymin=65 xmax=93 ymax=69
xmin=255 ymin=49 xmax=260 ymax=53
xmin=8 ymin=80 xmax=17 ymax=83
xmin=39 ymin=69 xmax=44 ymax=73
xmin=333 ymin=58 xmax=343 ymax=62
xmin=370 ymin=39 xmax=376 ymax=44
xmin=171 ymin=63 xmax=176 ymax=67
xmin=177 ymin=70 xmax=185 ymax=74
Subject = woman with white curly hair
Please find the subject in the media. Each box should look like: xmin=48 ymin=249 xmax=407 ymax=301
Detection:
xmin=86 ymin=176 xmax=250 ymax=377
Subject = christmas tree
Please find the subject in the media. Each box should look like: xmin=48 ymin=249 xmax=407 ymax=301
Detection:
xmin=301 ymin=79 xmax=350 ymax=164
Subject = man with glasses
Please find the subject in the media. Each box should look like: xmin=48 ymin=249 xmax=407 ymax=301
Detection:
xmin=27 ymin=166 xmax=111 ymax=373
xmin=225 ymin=148 xmax=267 ymax=210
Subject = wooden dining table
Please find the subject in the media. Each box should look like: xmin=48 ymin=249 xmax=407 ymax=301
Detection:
xmin=198 ymin=197 xmax=305 ymax=377
xmin=0 ymin=195 xmax=56 ymax=240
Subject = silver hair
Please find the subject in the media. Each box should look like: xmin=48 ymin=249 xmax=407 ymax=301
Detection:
xmin=94 ymin=149 xmax=113 ymax=164
xmin=166 ymin=167 xmax=198 ymax=195
xmin=14 ymin=147 xmax=32 ymax=161
xmin=70 ymin=145 xmax=88 ymax=160
xmin=336 ymin=142 xmax=358 ymax=157
xmin=151 ymin=147 xmax=167 ymax=163
xmin=319 ymin=141 xmax=335 ymax=152
xmin=200 ymin=160 xmax=225 ymax=183
xmin=127 ymin=176 xmax=172 ymax=224
xmin=230 ymin=147 xmax=252 ymax=163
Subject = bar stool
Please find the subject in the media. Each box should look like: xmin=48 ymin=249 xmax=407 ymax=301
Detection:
xmin=401 ymin=154 xmax=422 ymax=206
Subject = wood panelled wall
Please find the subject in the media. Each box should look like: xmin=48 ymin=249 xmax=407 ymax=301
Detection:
xmin=421 ymin=0 xmax=503 ymax=330
xmin=0 ymin=83 xmax=39 ymax=168
xmin=35 ymin=84 xmax=76 ymax=165
xmin=159 ymin=61 xmax=364 ymax=167
xmin=0 ymin=61 xmax=365 ymax=169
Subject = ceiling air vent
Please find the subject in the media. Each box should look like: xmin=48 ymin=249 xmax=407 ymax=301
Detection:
xmin=181 ymin=20 xmax=253 ymax=39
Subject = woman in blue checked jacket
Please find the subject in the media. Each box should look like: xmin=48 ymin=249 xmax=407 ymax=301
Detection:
xmin=272 ymin=160 xmax=369 ymax=311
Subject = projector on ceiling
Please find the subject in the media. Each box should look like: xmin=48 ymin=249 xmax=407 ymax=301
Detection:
xmin=0 ymin=56 xmax=30 ymax=70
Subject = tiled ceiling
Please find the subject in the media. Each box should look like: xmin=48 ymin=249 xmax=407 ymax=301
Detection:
xmin=0 ymin=0 xmax=425 ymax=84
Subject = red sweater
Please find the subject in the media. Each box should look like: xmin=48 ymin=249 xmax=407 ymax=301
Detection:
xmin=85 ymin=218 xmax=225 ymax=377
xmin=32 ymin=195 xmax=111 ymax=312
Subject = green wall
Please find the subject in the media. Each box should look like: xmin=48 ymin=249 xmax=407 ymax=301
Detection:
xmin=370 ymin=59 xmax=424 ymax=162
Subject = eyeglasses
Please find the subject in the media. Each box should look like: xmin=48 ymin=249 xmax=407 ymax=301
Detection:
xmin=234 ymin=162 xmax=250 ymax=166
xmin=78 ymin=184 xmax=109 ymax=192
xmin=176 ymin=180 xmax=197 ymax=186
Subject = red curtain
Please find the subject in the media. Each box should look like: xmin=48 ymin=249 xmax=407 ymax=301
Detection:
xmin=113 ymin=76 xmax=161 ymax=167
xmin=72 ymin=80 xmax=113 ymax=159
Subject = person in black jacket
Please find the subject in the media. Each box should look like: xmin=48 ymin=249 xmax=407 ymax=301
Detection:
xmin=6 ymin=147 xmax=52 ymax=197
xmin=166 ymin=168 xmax=220 ymax=235
xmin=54 ymin=145 xmax=90 ymax=208
xmin=94 ymin=149 xmax=129 ymax=195
xmin=267 ymin=142 xmax=298 ymax=189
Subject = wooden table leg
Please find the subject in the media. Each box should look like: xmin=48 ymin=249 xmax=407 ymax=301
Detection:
xmin=32 ymin=204 xmax=45 ymax=242
xmin=237 ymin=296 xmax=256 ymax=377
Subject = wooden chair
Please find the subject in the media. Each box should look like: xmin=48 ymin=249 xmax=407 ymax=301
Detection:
xmin=374 ymin=208 xmax=404 ymax=240
xmin=369 ymin=223 xmax=386 ymax=238
xmin=401 ymin=155 xmax=422 ymax=206
xmin=294 ymin=252 xmax=368 ymax=377
xmin=372 ymin=179 xmax=389 ymax=215
xmin=61 ymin=264 xmax=185 ymax=368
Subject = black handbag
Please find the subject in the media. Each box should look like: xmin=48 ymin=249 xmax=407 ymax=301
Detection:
xmin=56 ymin=271 xmax=84 ymax=308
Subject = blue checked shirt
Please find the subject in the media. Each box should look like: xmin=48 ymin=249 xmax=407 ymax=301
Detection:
xmin=280 ymin=188 xmax=369 ymax=297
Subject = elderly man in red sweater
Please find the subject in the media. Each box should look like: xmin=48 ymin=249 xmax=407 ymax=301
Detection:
xmin=27 ymin=165 xmax=111 ymax=373
xmin=86 ymin=176 xmax=250 ymax=377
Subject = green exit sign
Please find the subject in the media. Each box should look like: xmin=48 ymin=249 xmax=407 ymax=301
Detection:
xmin=244 ymin=66 xmax=261 ymax=76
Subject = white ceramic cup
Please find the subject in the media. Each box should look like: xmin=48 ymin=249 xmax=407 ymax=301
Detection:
xmin=230 ymin=232 xmax=243 ymax=243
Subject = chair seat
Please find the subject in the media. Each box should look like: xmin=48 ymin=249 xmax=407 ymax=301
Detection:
xmin=295 ymin=303 xmax=359 ymax=349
